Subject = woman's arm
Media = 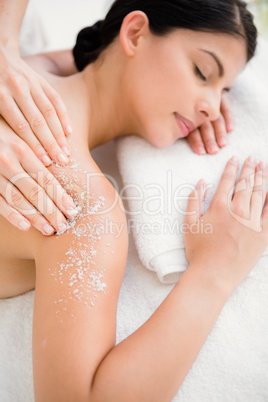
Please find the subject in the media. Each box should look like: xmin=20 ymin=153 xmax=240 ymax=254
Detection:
xmin=31 ymin=156 xmax=268 ymax=402
xmin=0 ymin=116 xmax=77 ymax=233
xmin=0 ymin=0 xmax=29 ymax=48
xmin=0 ymin=0 xmax=73 ymax=165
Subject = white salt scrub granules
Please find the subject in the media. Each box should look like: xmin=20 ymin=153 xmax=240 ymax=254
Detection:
xmin=48 ymin=156 xmax=112 ymax=319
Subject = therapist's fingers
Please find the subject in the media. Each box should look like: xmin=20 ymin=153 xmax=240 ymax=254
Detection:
xmin=31 ymin=84 xmax=71 ymax=156
xmin=0 ymin=95 xmax=52 ymax=167
xmin=0 ymin=175 xmax=57 ymax=235
xmin=41 ymin=80 xmax=73 ymax=137
xmin=0 ymin=147 xmax=78 ymax=234
xmin=14 ymin=91 xmax=70 ymax=166
xmin=21 ymin=154 xmax=78 ymax=219
xmin=0 ymin=192 xmax=31 ymax=232
xmin=5 ymin=170 xmax=71 ymax=235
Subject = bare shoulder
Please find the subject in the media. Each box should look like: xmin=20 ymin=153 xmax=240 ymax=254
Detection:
xmin=24 ymin=49 xmax=77 ymax=78
xmin=33 ymin=152 xmax=129 ymax=264
xmin=0 ymin=151 xmax=128 ymax=300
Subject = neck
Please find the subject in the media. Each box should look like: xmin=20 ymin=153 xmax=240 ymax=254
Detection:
xmin=80 ymin=45 xmax=137 ymax=149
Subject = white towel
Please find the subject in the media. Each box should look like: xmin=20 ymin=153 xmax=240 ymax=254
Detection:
xmin=116 ymin=38 xmax=268 ymax=284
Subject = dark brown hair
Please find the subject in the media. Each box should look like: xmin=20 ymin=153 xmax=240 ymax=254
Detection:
xmin=73 ymin=0 xmax=257 ymax=71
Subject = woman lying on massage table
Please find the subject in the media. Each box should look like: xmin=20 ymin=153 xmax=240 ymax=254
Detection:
xmin=0 ymin=1 xmax=267 ymax=401
xmin=0 ymin=0 xmax=235 ymax=233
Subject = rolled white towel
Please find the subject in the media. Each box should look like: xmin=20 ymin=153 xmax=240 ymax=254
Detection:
xmin=116 ymin=38 xmax=268 ymax=284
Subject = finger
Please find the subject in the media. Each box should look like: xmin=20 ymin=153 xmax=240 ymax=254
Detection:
xmin=14 ymin=93 xmax=69 ymax=165
xmin=21 ymin=154 xmax=79 ymax=219
xmin=187 ymin=129 xmax=207 ymax=155
xmin=0 ymin=96 xmax=52 ymax=167
xmin=213 ymin=156 xmax=239 ymax=204
xmin=0 ymin=193 xmax=31 ymax=232
xmin=262 ymin=193 xmax=268 ymax=235
xmin=184 ymin=179 xmax=207 ymax=225
xmin=31 ymin=85 xmax=71 ymax=156
xmin=42 ymin=81 xmax=73 ymax=137
xmin=0 ymin=176 xmax=56 ymax=235
xmin=211 ymin=114 xmax=229 ymax=148
xmin=221 ymin=95 xmax=234 ymax=132
xmin=4 ymin=165 xmax=71 ymax=234
xmin=232 ymin=156 xmax=257 ymax=213
xmin=199 ymin=121 xmax=220 ymax=154
xmin=251 ymin=162 xmax=268 ymax=218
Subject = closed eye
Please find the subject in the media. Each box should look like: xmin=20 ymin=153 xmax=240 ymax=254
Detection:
xmin=194 ymin=65 xmax=207 ymax=82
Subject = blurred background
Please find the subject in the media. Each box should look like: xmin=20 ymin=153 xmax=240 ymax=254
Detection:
xmin=26 ymin=0 xmax=268 ymax=53
xmin=28 ymin=0 xmax=112 ymax=52
xmin=247 ymin=0 xmax=268 ymax=38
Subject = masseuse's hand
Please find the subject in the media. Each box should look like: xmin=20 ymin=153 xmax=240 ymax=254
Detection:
xmin=0 ymin=47 xmax=72 ymax=166
xmin=184 ymin=156 xmax=268 ymax=294
xmin=0 ymin=120 xmax=78 ymax=235
xmin=187 ymin=95 xmax=234 ymax=155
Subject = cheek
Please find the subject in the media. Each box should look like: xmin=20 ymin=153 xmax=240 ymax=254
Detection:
xmin=127 ymin=50 xmax=197 ymax=145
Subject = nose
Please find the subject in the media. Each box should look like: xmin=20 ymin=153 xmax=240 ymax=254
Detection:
xmin=197 ymin=89 xmax=222 ymax=122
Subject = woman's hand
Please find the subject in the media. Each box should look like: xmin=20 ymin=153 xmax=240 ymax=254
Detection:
xmin=187 ymin=94 xmax=234 ymax=155
xmin=184 ymin=156 xmax=268 ymax=294
xmin=0 ymin=48 xmax=72 ymax=166
xmin=0 ymin=122 xmax=78 ymax=235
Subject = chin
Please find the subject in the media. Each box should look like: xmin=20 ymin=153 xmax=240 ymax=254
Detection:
xmin=144 ymin=130 xmax=175 ymax=149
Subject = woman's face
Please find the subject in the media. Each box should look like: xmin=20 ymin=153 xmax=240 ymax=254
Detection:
xmin=127 ymin=29 xmax=247 ymax=148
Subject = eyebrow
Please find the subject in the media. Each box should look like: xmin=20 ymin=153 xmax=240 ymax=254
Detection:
xmin=199 ymin=49 xmax=225 ymax=78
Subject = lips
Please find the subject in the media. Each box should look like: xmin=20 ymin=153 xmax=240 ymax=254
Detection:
xmin=174 ymin=113 xmax=195 ymax=137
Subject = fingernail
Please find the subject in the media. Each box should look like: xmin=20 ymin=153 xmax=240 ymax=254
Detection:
xmin=41 ymin=155 xmax=52 ymax=166
xmin=208 ymin=145 xmax=219 ymax=154
xmin=197 ymin=147 xmax=206 ymax=155
xmin=19 ymin=221 xmax=31 ymax=231
xmin=66 ymin=198 xmax=77 ymax=210
xmin=62 ymin=146 xmax=71 ymax=157
xmin=57 ymin=223 xmax=68 ymax=233
xmin=231 ymin=156 xmax=239 ymax=163
xmin=228 ymin=124 xmax=234 ymax=132
xmin=57 ymin=153 xmax=69 ymax=164
xmin=66 ymin=125 xmax=73 ymax=136
xmin=43 ymin=224 xmax=55 ymax=235
xmin=248 ymin=156 xmax=256 ymax=165
xmin=258 ymin=161 xmax=266 ymax=171
xmin=67 ymin=208 xmax=79 ymax=217
xmin=196 ymin=179 xmax=204 ymax=189
xmin=219 ymin=138 xmax=227 ymax=147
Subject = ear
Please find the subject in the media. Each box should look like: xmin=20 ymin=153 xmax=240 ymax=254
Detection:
xmin=119 ymin=11 xmax=150 ymax=57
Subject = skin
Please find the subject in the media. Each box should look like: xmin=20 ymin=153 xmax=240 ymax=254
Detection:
xmin=0 ymin=11 xmax=268 ymax=402
xmin=0 ymin=0 xmax=73 ymax=164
